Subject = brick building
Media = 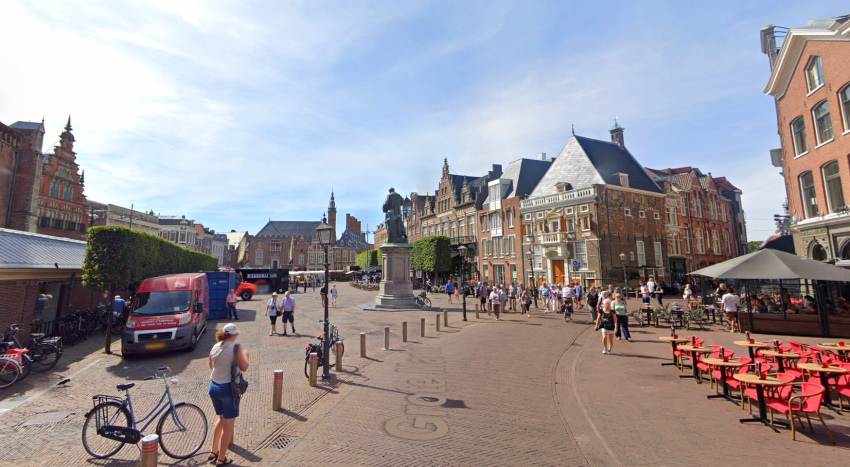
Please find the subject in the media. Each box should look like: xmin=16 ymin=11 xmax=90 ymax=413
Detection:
xmin=334 ymin=214 xmax=370 ymax=270
xmin=762 ymin=15 xmax=850 ymax=260
xmin=477 ymin=157 xmax=552 ymax=286
xmin=158 ymin=215 xmax=198 ymax=249
xmin=520 ymin=125 xmax=668 ymax=291
xmin=91 ymin=203 xmax=162 ymax=236
xmin=33 ymin=118 xmax=90 ymax=240
xmin=1 ymin=120 xmax=45 ymax=233
xmin=372 ymin=222 xmax=387 ymax=249
xmin=644 ymin=167 xmax=740 ymax=281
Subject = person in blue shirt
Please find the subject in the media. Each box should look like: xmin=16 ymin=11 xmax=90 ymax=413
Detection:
xmin=445 ymin=280 xmax=453 ymax=304
xmin=113 ymin=295 xmax=127 ymax=319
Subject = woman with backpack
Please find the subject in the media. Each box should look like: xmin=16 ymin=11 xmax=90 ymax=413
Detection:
xmin=594 ymin=299 xmax=618 ymax=355
xmin=208 ymin=323 xmax=249 ymax=466
xmin=521 ymin=288 xmax=533 ymax=317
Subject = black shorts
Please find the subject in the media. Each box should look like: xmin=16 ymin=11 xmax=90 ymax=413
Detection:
xmin=282 ymin=312 xmax=294 ymax=323
xmin=269 ymin=315 xmax=278 ymax=324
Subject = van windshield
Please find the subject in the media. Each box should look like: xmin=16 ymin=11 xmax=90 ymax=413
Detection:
xmin=132 ymin=291 xmax=192 ymax=316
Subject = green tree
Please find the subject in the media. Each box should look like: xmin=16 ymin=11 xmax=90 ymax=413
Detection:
xmin=355 ymin=250 xmax=380 ymax=269
xmin=83 ymin=226 xmax=217 ymax=353
xmin=411 ymin=236 xmax=452 ymax=273
xmin=747 ymin=241 xmax=764 ymax=253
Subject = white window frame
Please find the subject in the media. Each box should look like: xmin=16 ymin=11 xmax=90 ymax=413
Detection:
xmin=580 ymin=216 xmax=590 ymax=231
xmin=507 ymin=209 xmax=514 ymax=228
xmin=841 ymin=83 xmax=850 ymax=133
xmin=255 ymin=249 xmax=264 ymax=265
xmin=567 ymin=218 xmax=575 ymax=233
xmin=636 ymin=241 xmax=646 ymax=266
xmin=791 ymin=116 xmax=809 ymax=156
xmin=581 ymin=204 xmax=589 ymax=212
xmin=822 ymin=160 xmax=845 ymax=213
xmin=624 ymin=208 xmax=631 ymax=216
xmin=683 ymin=228 xmax=691 ymax=254
xmin=805 ymin=55 xmax=825 ymax=92
xmin=813 ymin=100 xmax=834 ymax=145
xmin=669 ymin=233 xmax=680 ymax=255
xmin=639 ymin=211 xmax=646 ymax=218
xmin=654 ymin=241 xmax=663 ymax=266
xmin=566 ymin=207 xmax=574 ymax=215
xmin=574 ymin=241 xmax=588 ymax=269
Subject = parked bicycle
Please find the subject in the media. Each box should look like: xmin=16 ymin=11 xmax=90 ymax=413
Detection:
xmin=82 ymin=366 xmax=207 ymax=460
xmin=3 ymin=324 xmax=62 ymax=373
xmin=304 ymin=320 xmax=344 ymax=378
xmin=414 ymin=291 xmax=432 ymax=309
xmin=0 ymin=353 xmax=23 ymax=389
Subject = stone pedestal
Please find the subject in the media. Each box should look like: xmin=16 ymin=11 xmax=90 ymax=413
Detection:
xmin=375 ymin=243 xmax=415 ymax=309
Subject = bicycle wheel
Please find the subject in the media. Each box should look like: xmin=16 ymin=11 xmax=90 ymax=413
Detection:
xmin=304 ymin=357 xmax=310 ymax=378
xmin=30 ymin=343 xmax=61 ymax=373
xmin=0 ymin=358 xmax=21 ymax=388
xmin=157 ymin=403 xmax=208 ymax=459
xmin=329 ymin=342 xmax=341 ymax=367
xmin=423 ymin=298 xmax=432 ymax=308
xmin=16 ymin=357 xmax=31 ymax=382
xmin=82 ymin=401 xmax=131 ymax=458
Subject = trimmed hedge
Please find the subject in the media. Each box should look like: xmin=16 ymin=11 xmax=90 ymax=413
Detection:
xmin=82 ymin=226 xmax=218 ymax=291
xmin=411 ymin=236 xmax=451 ymax=273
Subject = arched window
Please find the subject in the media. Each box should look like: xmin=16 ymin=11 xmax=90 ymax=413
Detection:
xmin=790 ymin=116 xmax=808 ymax=156
xmin=840 ymin=83 xmax=850 ymax=132
xmin=812 ymin=100 xmax=834 ymax=144
xmin=806 ymin=56 xmax=825 ymax=91
xmin=799 ymin=171 xmax=818 ymax=218
xmin=811 ymin=243 xmax=827 ymax=261
xmin=822 ymin=161 xmax=845 ymax=213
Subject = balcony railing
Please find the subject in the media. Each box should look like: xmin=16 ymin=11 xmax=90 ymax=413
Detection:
xmin=450 ymin=236 xmax=477 ymax=246
xmin=520 ymin=187 xmax=596 ymax=209
xmin=540 ymin=232 xmax=563 ymax=244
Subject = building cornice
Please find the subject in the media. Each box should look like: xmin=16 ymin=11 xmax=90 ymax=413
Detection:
xmin=764 ymin=29 xmax=850 ymax=99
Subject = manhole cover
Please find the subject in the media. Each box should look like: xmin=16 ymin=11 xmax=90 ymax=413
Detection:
xmin=270 ymin=437 xmax=293 ymax=449
xmin=21 ymin=411 xmax=74 ymax=426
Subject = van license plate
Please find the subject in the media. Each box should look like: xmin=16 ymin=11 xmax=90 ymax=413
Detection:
xmin=146 ymin=343 xmax=166 ymax=350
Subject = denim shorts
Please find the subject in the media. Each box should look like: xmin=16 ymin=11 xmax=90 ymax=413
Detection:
xmin=209 ymin=381 xmax=239 ymax=419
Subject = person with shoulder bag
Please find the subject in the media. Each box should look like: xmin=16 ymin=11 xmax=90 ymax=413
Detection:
xmin=594 ymin=299 xmax=618 ymax=355
xmin=208 ymin=323 xmax=249 ymax=466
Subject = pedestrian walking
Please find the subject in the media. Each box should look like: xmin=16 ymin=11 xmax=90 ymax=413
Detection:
xmin=612 ymin=292 xmax=631 ymax=342
xmin=575 ymin=283 xmax=583 ymax=307
xmin=654 ymin=280 xmax=664 ymax=306
xmin=208 ymin=323 xmax=249 ymax=466
xmin=443 ymin=280 xmax=452 ymax=304
xmin=594 ymin=299 xmax=618 ymax=355
xmin=265 ymin=292 xmax=281 ymax=336
xmin=489 ymin=287 xmax=502 ymax=320
xmin=476 ymin=282 xmax=488 ymax=314
xmin=320 ymin=284 xmax=328 ymax=307
xmin=586 ymin=287 xmax=599 ymax=322
xmin=640 ymin=280 xmax=650 ymax=306
xmin=281 ymin=291 xmax=296 ymax=335
xmin=312 ymin=277 xmax=316 ymax=292
xmin=522 ymin=288 xmax=532 ymax=317
xmin=540 ymin=283 xmax=550 ymax=309
xmin=330 ymin=284 xmax=338 ymax=307
xmin=225 ymin=289 xmax=238 ymax=320
xmin=722 ymin=286 xmax=741 ymax=332
xmin=551 ymin=286 xmax=561 ymax=313
xmin=303 ymin=280 xmax=307 ymax=293
xmin=454 ymin=281 xmax=460 ymax=301
xmin=683 ymin=283 xmax=695 ymax=309
xmin=508 ymin=284 xmax=516 ymax=311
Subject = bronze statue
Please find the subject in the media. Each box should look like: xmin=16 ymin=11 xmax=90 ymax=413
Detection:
xmin=382 ymin=188 xmax=408 ymax=244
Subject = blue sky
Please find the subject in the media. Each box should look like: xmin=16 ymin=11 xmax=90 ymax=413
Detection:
xmin=1 ymin=0 xmax=847 ymax=242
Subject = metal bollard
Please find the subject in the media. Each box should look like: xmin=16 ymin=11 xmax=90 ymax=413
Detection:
xmin=436 ymin=313 xmax=440 ymax=332
xmin=335 ymin=342 xmax=343 ymax=371
xmin=140 ymin=434 xmax=159 ymax=467
xmin=383 ymin=326 xmax=391 ymax=350
xmin=309 ymin=353 xmax=318 ymax=387
xmin=443 ymin=310 xmax=448 ymax=327
xmin=273 ymin=370 xmax=283 ymax=410
xmin=402 ymin=321 xmax=408 ymax=342
xmin=360 ymin=332 xmax=366 ymax=358
xmin=475 ymin=307 xmax=480 ymax=319
xmin=420 ymin=318 xmax=425 ymax=337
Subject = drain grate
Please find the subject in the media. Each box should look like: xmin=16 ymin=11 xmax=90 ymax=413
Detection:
xmin=21 ymin=411 xmax=74 ymax=426
xmin=270 ymin=437 xmax=293 ymax=449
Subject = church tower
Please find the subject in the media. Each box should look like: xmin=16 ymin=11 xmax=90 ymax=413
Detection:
xmin=328 ymin=191 xmax=337 ymax=246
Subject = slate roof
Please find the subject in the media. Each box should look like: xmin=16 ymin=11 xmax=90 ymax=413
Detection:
xmin=336 ymin=228 xmax=369 ymax=250
xmin=529 ymin=135 xmax=664 ymax=198
xmin=481 ymin=158 xmax=553 ymax=203
xmin=10 ymin=121 xmax=44 ymax=131
xmin=0 ymin=228 xmax=86 ymax=269
xmin=256 ymin=221 xmax=321 ymax=238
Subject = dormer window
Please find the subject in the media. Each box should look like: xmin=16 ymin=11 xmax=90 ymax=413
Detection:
xmin=806 ymin=56 xmax=825 ymax=92
xmin=555 ymin=182 xmax=570 ymax=193
xmin=617 ymin=173 xmax=629 ymax=188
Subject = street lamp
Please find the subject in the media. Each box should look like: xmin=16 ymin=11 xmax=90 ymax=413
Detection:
xmin=619 ymin=252 xmax=628 ymax=299
xmin=316 ymin=220 xmax=334 ymax=380
xmin=458 ymin=245 xmax=468 ymax=321
xmin=525 ymin=249 xmax=537 ymax=308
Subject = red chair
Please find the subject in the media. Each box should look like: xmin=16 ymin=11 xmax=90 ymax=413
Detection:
xmin=698 ymin=345 xmax=723 ymax=386
xmin=745 ymin=372 xmax=795 ymax=414
xmin=829 ymin=362 xmax=850 ymax=413
xmin=788 ymin=340 xmax=807 ymax=352
xmin=766 ymin=382 xmax=836 ymax=444
xmin=711 ymin=357 xmax=751 ymax=408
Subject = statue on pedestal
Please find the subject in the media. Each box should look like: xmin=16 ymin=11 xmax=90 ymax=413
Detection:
xmin=382 ymin=188 xmax=408 ymax=244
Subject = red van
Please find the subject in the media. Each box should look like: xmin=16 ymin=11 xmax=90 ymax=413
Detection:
xmin=121 ymin=273 xmax=208 ymax=357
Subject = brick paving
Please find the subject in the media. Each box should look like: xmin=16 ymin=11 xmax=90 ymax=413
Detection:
xmin=1 ymin=290 xmax=849 ymax=465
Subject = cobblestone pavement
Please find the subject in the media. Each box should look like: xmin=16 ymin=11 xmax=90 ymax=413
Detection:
xmin=2 ymin=290 xmax=849 ymax=466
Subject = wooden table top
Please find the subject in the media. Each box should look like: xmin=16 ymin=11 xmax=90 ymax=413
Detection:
xmin=797 ymin=363 xmax=849 ymax=374
xmin=816 ymin=343 xmax=849 ymax=351
xmin=702 ymin=357 xmax=748 ymax=367
xmin=734 ymin=340 xmax=769 ymax=347
xmin=733 ymin=373 xmax=788 ymax=386
xmin=677 ymin=345 xmax=714 ymax=353
xmin=759 ymin=350 xmax=801 ymax=358
xmin=658 ymin=336 xmax=690 ymax=342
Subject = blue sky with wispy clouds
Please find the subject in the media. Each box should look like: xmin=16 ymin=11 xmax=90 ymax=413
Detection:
xmin=1 ymin=1 xmax=846 ymax=241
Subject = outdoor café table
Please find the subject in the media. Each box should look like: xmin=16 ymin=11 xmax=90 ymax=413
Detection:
xmin=733 ymin=373 xmax=790 ymax=431
xmin=734 ymin=340 xmax=769 ymax=360
xmin=817 ymin=343 xmax=850 ymax=362
xmin=757 ymin=349 xmax=801 ymax=373
xmin=676 ymin=344 xmax=714 ymax=382
xmin=641 ymin=308 xmax=654 ymax=327
xmin=703 ymin=357 xmax=748 ymax=403
xmin=797 ymin=362 xmax=849 ymax=408
xmin=704 ymin=306 xmax=718 ymax=324
xmin=659 ymin=336 xmax=690 ymax=367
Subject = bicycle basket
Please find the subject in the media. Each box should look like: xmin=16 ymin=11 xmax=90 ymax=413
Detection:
xmin=91 ymin=395 xmax=125 ymax=429
xmin=305 ymin=343 xmax=322 ymax=357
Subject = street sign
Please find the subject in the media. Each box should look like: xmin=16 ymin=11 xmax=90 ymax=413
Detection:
xmin=572 ymin=260 xmax=579 ymax=268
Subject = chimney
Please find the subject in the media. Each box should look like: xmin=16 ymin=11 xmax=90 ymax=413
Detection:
xmin=488 ymin=164 xmax=503 ymax=180
xmin=610 ymin=118 xmax=625 ymax=148
xmin=539 ymin=152 xmax=547 ymax=161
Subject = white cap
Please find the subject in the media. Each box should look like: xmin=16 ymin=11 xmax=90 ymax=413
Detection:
xmin=222 ymin=323 xmax=239 ymax=335
xmin=272 ymin=292 xmax=278 ymax=296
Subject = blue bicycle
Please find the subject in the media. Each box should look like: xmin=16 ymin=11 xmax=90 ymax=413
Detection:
xmin=82 ymin=367 xmax=208 ymax=459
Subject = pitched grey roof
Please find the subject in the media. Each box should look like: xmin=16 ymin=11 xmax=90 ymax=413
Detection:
xmin=336 ymin=228 xmax=369 ymax=250
xmin=0 ymin=228 xmax=86 ymax=269
xmin=256 ymin=221 xmax=321 ymax=238
xmin=10 ymin=121 xmax=44 ymax=131
xmin=529 ymin=135 xmax=664 ymax=198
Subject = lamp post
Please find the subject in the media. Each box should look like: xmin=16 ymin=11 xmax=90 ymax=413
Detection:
xmin=525 ymin=249 xmax=537 ymax=308
xmin=316 ymin=220 xmax=334 ymax=380
xmin=458 ymin=245 xmax=468 ymax=321
xmin=619 ymin=252 xmax=628 ymax=299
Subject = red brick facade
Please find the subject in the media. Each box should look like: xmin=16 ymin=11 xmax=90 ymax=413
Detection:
xmin=35 ymin=119 xmax=89 ymax=240
xmin=1 ymin=120 xmax=45 ymax=232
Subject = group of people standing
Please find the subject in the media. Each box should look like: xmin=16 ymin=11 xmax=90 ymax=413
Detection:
xmin=473 ymin=282 xmax=535 ymax=320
